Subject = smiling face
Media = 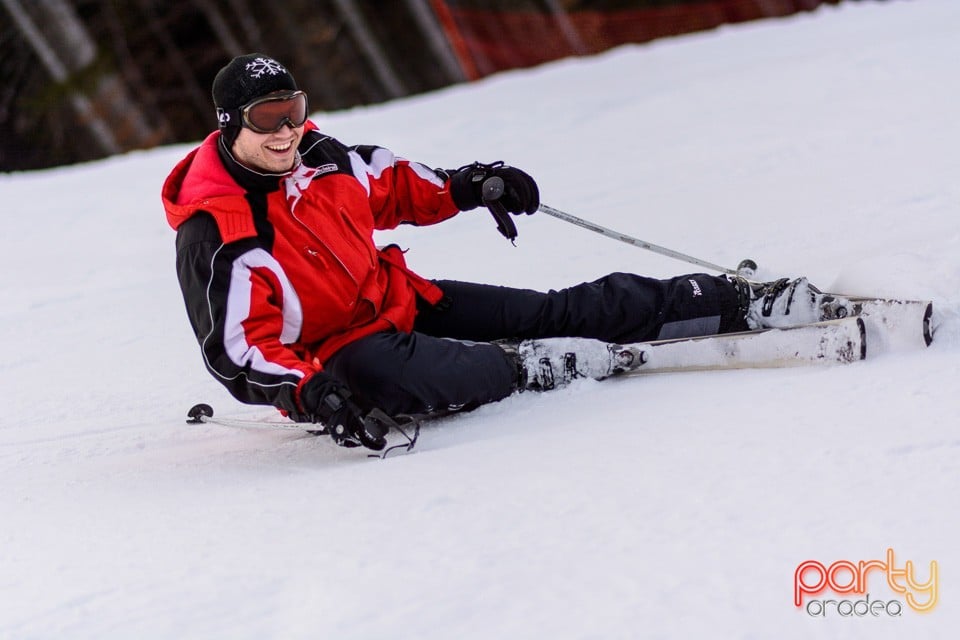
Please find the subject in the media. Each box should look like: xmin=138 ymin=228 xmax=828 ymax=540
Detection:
xmin=231 ymin=123 xmax=304 ymax=173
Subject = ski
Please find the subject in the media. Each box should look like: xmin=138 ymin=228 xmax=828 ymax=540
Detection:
xmin=616 ymin=293 xmax=933 ymax=375
xmin=620 ymin=316 xmax=865 ymax=375
xmin=837 ymin=296 xmax=933 ymax=351
xmin=734 ymin=260 xmax=933 ymax=349
xmin=507 ymin=316 xmax=866 ymax=390
xmin=184 ymin=297 xmax=930 ymax=451
xmin=732 ymin=260 xmax=933 ymax=349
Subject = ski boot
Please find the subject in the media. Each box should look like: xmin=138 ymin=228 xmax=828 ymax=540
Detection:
xmin=731 ymin=276 xmax=851 ymax=330
xmin=503 ymin=337 xmax=645 ymax=391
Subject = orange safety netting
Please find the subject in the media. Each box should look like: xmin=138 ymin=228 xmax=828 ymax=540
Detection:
xmin=432 ymin=0 xmax=842 ymax=80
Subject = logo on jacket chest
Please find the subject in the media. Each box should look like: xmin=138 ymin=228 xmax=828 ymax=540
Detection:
xmin=285 ymin=163 xmax=339 ymax=212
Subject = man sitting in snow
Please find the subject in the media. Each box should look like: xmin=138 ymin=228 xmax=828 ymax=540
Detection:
xmin=162 ymin=54 xmax=846 ymax=450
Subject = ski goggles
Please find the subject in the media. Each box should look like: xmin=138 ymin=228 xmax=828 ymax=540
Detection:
xmin=238 ymin=90 xmax=309 ymax=133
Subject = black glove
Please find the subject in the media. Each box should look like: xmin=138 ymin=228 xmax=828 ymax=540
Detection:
xmin=296 ymin=373 xmax=388 ymax=450
xmin=449 ymin=161 xmax=540 ymax=215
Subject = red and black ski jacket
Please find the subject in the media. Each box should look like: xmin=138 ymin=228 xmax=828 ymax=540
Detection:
xmin=162 ymin=124 xmax=461 ymax=414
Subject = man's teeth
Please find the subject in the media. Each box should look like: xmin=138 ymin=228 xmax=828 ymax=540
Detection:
xmin=266 ymin=142 xmax=292 ymax=152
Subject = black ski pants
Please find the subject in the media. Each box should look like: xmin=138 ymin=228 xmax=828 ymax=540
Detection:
xmin=323 ymin=273 xmax=745 ymax=416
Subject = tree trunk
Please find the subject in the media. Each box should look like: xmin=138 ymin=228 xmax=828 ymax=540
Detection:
xmin=194 ymin=0 xmax=244 ymax=58
xmin=1 ymin=0 xmax=161 ymax=154
xmin=330 ymin=0 xmax=406 ymax=99
xmin=135 ymin=0 xmax=212 ymax=124
xmin=543 ymin=0 xmax=588 ymax=56
xmin=402 ymin=0 xmax=467 ymax=83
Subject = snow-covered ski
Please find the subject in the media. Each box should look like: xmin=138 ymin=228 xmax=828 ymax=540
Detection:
xmin=185 ymin=296 xmax=932 ymax=452
xmin=837 ymin=296 xmax=933 ymax=351
xmin=621 ymin=294 xmax=932 ymax=374
xmin=514 ymin=295 xmax=933 ymax=381
xmin=733 ymin=261 xmax=933 ymax=350
xmin=510 ymin=316 xmax=866 ymax=388
xmin=620 ymin=316 xmax=865 ymax=375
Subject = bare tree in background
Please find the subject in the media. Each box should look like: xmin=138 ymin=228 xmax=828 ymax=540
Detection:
xmin=1 ymin=0 xmax=161 ymax=156
xmin=0 ymin=0 xmax=472 ymax=170
xmin=194 ymin=0 xmax=244 ymax=57
xmin=0 ymin=0 xmax=844 ymax=171
xmin=403 ymin=0 xmax=466 ymax=83
xmin=331 ymin=0 xmax=407 ymax=99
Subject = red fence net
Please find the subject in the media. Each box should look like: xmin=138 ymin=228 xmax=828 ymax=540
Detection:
xmin=432 ymin=0 xmax=842 ymax=80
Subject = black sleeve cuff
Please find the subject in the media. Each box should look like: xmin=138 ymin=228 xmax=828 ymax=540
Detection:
xmin=448 ymin=169 xmax=482 ymax=211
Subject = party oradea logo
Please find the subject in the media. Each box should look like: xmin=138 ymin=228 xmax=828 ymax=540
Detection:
xmin=795 ymin=548 xmax=938 ymax=617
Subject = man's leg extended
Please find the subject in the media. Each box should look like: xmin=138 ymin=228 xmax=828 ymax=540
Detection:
xmin=414 ymin=273 xmax=747 ymax=344
xmin=323 ymin=331 xmax=517 ymax=416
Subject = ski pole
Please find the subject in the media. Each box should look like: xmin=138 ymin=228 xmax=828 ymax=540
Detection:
xmin=186 ymin=403 xmax=420 ymax=459
xmin=481 ymin=177 xmax=750 ymax=276
xmin=538 ymin=203 xmax=739 ymax=275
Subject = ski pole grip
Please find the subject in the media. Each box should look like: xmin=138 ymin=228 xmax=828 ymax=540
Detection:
xmin=482 ymin=175 xmax=505 ymax=201
xmin=362 ymin=408 xmax=394 ymax=439
xmin=481 ymin=176 xmax=518 ymax=243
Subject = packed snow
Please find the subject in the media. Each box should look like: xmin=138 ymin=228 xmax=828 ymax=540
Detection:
xmin=2 ymin=1 xmax=959 ymax=637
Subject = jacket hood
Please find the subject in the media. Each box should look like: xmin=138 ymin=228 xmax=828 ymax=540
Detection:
xmin=162 ymin=131 xmax=249 ymax=233
xmin=163 ymin=121 xmax=321 ymax=236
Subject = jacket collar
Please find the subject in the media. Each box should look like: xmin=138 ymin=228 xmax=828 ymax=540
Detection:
xmin=217 ymin=136 xmax=304 ymax=193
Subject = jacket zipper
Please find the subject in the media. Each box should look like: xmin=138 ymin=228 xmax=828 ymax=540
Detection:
xmin=289 ymin=206 xmax=380 ymax=320
xmin=288 ymin=209 xmax=359 ymax=287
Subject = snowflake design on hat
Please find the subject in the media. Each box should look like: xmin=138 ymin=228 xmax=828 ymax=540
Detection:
xmin=246 ymin=57 xmax=286 ymax=78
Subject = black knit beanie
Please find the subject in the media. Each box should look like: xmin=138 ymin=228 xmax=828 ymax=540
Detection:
xmin=212 ymin=53 xmax=298 ymax=148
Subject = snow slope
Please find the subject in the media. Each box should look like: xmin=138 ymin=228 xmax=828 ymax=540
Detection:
xmin=2 ymin=1 xmax=959 ymax=637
